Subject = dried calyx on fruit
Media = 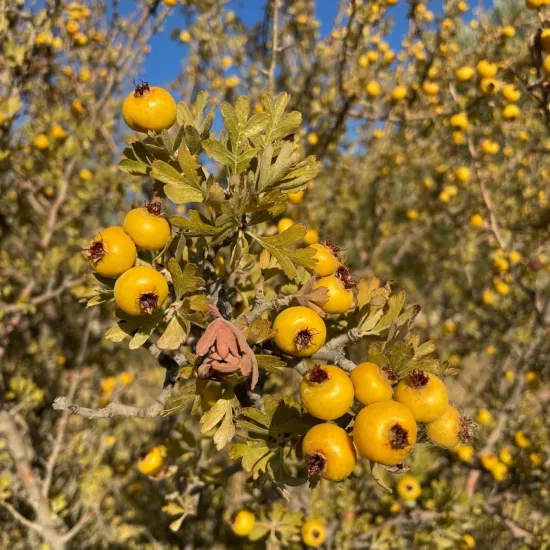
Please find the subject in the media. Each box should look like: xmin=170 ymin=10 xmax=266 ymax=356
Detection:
xmin=408 ymin=369 xmax=430 ymax=387
xmin=295 ymin=327 xmax=319 ymax=351
xmin=133 ymin=80 xmax=151 ymax=97
xmin=325 ymin=237 xmax=341 ymax=255
xmin=335 ymin=264 xmax=357 ymax=289
xmin=389 ymin=423 xmax=410 ymax=450
xmin=307 ymin=365 xmax=329 ymax=384
xmin=382 ymin=363 xmax=398 ymax=384
xmin=305 ymin=452 xmax=326 ymax=477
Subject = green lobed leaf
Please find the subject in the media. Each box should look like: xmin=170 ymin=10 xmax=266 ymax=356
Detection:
xmin=170 ymin=210 xmax=222 ymax=237
xmin=150 ymin=160 xmax=203 ymax=204
xmin=156 ymin=316 xmax=188 ymax=350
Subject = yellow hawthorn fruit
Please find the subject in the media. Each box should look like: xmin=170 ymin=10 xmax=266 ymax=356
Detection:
xmin=455 ymin=166 xmax=471 ymax=183
xmin=88 ymin=226 xmax=136 ymax=278
xmin=79 ymin=168 xmax=92 ymax=181
xmin=514 ymin=430 xmax=530 ymax=448
xmin=480 ymin=78 xmax=499 ymax=95
xmin=65 ymin=20 xmax=79 ymax=35
xmin=300 ymin=365 xmax=354 ymax=420
xmin=51 ymin=124 xmax=67 ymax=140
xmin=422 ymin=81 xmax=439 ymax=96
xmin=221 ymin=55 xmax=233 ymax=70
xmin=307 ymin=132 xmax=319 ymax=145
xmin=491 ymin=462 xmax=508 ymax=481
xmin=100 ymin=376 xmax=116 ymax=393
xmin=123 ymin=205 xmax=171 ymax=250
xmin=350 ymin=362 xmax=393 ymax=405
xmin=529 ymin=452 xmax=542 ymax=467
xmin=544 ymin=56 xmax=550 ymax=76
xmin=122 ymin=83 xmax=176 ymax=133
xmin=527 ymin=0 xmax=549 ymax=8
xmin=114 ymin=266 xmax=168 ymax=316
xmin=288 ymin=190 xmax=305 ymax=204
xmin=494 ymin=281 xmax=510 ymax=296
xmin=79 ymin=68 xmax=91 ymax=82
xmin=164 ymin=0 xmax=177 ymax=5
xmin=304 ymin=229 xmax=319 ymax=245
xmin=302 ymin=423 xmax=356 ymax=480
xmin=36 ymin=31 xmax=53 ymax=46
xmin=427 ymin=405 xmax=467 ymax=449
xmin=118 ymin=372 xmax=134 ymax=385
xmin=71 ymin=99 xmax=86 ymax=115
xmin=499 ymin=448 xmax=514 ymax=466
xmin=74 ymin=32 xmax=88 ymax=46
xmin=443 ymin=320 xmax=456 ymax=335
xmin=397 ymin=475 xmax=421 ymax=501
xmin=461 ymin=534 xmax=476 ymax=549
xmin=481 ymin=139 xmax=499 ymax=155
xmin=407 ymin=209 xmax=419 ymax=220
xmin=450 ymin=113 xmax=468 ymax=130
xmin=312 ymin=274 xmax=354 ymax=314
xmin=358 ymin=54 xmax=369 ymax=68
xmin=34 ymin=134 xmax=49 ymax=150
xmin=503 ymin=104 xmax=520 ymax=120
xmin=353 ymin=401 xmax=418 ymax=465
xmin=503 ymin=25 xmax=515 ymax=37
xmin=508 ymin=250 xmax=522 ymax=264
xmin=137 ymin=445 xmax=166 ymax=476
xmin=179 ymin=30 xmax=192 ymax=43
xmin=309 ymin=243 xmax=339 ymax=276
xmin=225 ymin=75 xmax=240 ymax=88
xmin=486 ymin=345 xmax=497 ymax=355
xmin=273 ymin=306 xmax=326 ymax=357
xmin=231 ymin=510 xmax=255 ymax=537
xmin=453 ymin=131 xmax=465 ymax=145
xmin=302 ymin=520 xmax=326 ymax=548
xmin=391 ymin=85 xmax=408 ymax=101
xmin=456 ymin=444 xmax=474 ymax=463
xmin=476 ymin=408 xmax=493 ymax=425
xmin=541 ymin=29 xmax=550 ymax=53
xmin=493 ymin=257 xmax=509 ymax=273
xmin=277 ymin=217 xmax=294 ymax=233
xmin=470 ymin=214 xmax=484 ymax=228
xmin=477 ymin=60 xmax=497 ymax=78
xmin=502 ymin=84 xmax=521 ymax=103
xmin=366 ymin=81 xmax=381 ymax=97
xmin=394 ymin=370 xmax=449 ymax=423
xmin=456 ymin=66 xmax=474 ymax=81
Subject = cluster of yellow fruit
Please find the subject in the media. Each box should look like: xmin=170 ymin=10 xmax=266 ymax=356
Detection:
xmin=231 ymin=510 xmax=326 ymax=548
xmin=87 ymin=202 xmax=171 ymax=316
xmin=268 ymin=243 xmax=469 ymax=481
xmin=298 ymin=363 xmax=469 ymax=481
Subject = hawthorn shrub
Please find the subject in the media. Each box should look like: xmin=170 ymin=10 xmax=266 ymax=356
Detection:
xmin=0 ymin=1 xmax=549 ymax=550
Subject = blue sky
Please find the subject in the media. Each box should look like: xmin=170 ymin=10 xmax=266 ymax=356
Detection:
xmin=143 ymin=0 xmax=492 ymax=89
xmin=144 ymin=1 xmax=414 ymax=87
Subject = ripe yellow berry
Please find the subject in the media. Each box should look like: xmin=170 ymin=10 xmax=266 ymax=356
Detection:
xmin=541 ymin=29 xmax=550 ymax=53
xmin=426 ymin=405 xmax=467 ymax=449
xmin=350 ymin=362 xmax=393 ymax=405
xmin=301 ymin=520 xmax=326 ymax=548
xmin=88 ymin=226 xmax=137 ymax=278
xmin=461 ymin=534 xmax=476 ymax=549
xmin=312 ymin=274 xmax=354 ymax=314
xmin=309 ymin=243 xmax=339 ymax=276
xmin=476 ymin=408 xmax=493 ymax=425
xmin=514 ymin=430 xmax=530 ymax=448
xmin=499 ymin=448 xmax=514 ymax=466
xmin=114 ymin=266 xmax=169 ymax=316
xmin=480 ymin=78 xmax=499 ymax=95
xmin=137 ymin=445 xmax=166 ymax=476
xmin=456 ymin=66 xmax=475 ymax=81
xmin=391 ymin=85 xmax=408 ymax=101
xmin=179 ymin=30 xmax=192 ymax=43
xmin=456 ymin=444 xmax=474 ymax=463
xmin=231 ymin=510 xmax=255 ymax=536
xmin=288 ymin=190 xmax=305 ymax=204
xmin=300 ymin=365 xmax=354 ymax=420
xmin=397 ymin=475 xmax=421 ymax=501
xmin=79 ymin=168 xmax=93 ymax=181
xmin=502 ymin=84 xmax=521 ymax=103
xmin=51 ymin=124 xmax=68 ymax=140
xmin=34 ymin=134 xmax=50 ymax=150
xmin=272 ymin=306 xmax=326 ymax=357
xmin=353 ymin=401 xmax=418 ymax=465
xmin=470 ymin=214 xmax=484 ymax=228
xmin=277 ymin=217 xmax=294 ymax=233
xmin=503 ymin=104 xmax=520 ymax=120
xmin=394 ymin=370 xmax=449 ymax=423
xmin=422 ymin=81 xmax=439 ymax=96
xmin=302 ymin=423 xmax=356 ymax=480
xmin=304 ymin=229 xmax=319 ymax=245
xmin=494 ymin=281 xmax=510 ymax=296
xmin=366 ymin=81 xmax=381 ymax=97
xmin=450 ymin=113 xmax=468 ymax=130
xmin=508 ymin=250 xmax=522 ymax=264
xmin=123 ymin=205 xmax=171 ymax=250
xmin=455 ymin=166 xmax=471 ymax=183
xmin=491 ymin=461 xmax=508 ymax=481
xmin=477 ymin=60 xmax=497 ymax=78
xmin=122 ymin=83 xmax=177 ymax=134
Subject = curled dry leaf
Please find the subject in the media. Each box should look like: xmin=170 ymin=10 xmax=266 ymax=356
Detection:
xmin=297 ymin=277 xmax=329 ymax=318
xmin=196 ymin=306 xmax=259 ymax=389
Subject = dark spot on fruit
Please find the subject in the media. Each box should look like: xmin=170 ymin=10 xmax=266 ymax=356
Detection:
xmin=408 ymin=369 xmax=430 ymax=387
xmin=295 ymin=328 xmax=317 ymax=351
xmin=305 ymin=452 xmax=326 ymax=477
xmin=139 ymin=292 xmax=158 ymax=314
xmin=307 ymin=365 xmax=329 ymax=384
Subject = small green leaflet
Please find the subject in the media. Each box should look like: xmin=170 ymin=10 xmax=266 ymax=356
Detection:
xmin=150 ymin=160 xmax=203 ymax=204
xmin=170 ymin=210 xmax=222 ymax=237
xmin=199 ymin=390 xmax=238 ymax=450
